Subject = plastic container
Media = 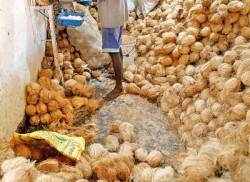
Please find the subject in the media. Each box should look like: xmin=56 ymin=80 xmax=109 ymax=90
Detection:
xmin=121 ymin=35 xmax=136 ymax=68
xmin=79 ymin=0 xmax=92 ymax=6
xmin=57 ymin=12 xmax=85 ymax=27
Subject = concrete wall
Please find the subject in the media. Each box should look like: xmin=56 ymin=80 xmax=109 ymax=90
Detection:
xmin=0 ymin=0 xmax=47 ymax=137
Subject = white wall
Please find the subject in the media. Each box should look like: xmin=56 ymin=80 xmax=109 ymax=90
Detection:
xmin=0 ymin=0 xmax=47 ymax=137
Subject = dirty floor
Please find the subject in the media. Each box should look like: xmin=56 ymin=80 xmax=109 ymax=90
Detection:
xmin=89 ymin=74 xmax=180 ymax=165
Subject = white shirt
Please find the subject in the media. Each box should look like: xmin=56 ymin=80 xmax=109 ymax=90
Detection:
xmin=98 ymin=0 xmax=129 ymax=28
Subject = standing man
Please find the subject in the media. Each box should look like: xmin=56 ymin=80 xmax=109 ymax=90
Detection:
xmin=98 ymin=0 xmax=129 ymax=100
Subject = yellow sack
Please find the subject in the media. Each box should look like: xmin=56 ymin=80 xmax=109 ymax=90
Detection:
xmin=13 ymin=130 xmax=85 ymax=161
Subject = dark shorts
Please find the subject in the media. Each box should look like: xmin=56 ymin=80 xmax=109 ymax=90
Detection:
xmin=102 ymin=26 xmax=123 ymax=53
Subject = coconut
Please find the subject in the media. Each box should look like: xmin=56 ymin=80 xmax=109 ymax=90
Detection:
xmin=135 ymin=148 xmax=148 ymax=162
xmin=126 ymin=64 xmax=138 ymax=74
xmin=181 ymin=156 xmax=215 ymax=181
xmin=228 ymin=103 xmax=248 ymax=120
xmin=207 ymin=119 xmax=218 ymax=132
xmin=234 ymin=36 xmax=248 ymax=45
xmin=25 ymin=105 xmax=37 ymax=116
xmin=182 ymin=35 xmax=196 ymax=46
xmin=241 ymin=71 xmax=250 ymax=86
xmin=184 ymin=65 xmax=195 ymax=76
xmin=211 ymin=102 xmax=222 ymax=117
xmin=209 ymin=32 xmax=220 ymax=43
xmin=36 ymin=101 xmax=48 ymax=115
xmin=186 ymin=105 xmax=195 ymax=116
xmin=55 ymin=164 xmax=83 ymax=181
xmin=160 ymin=56 xmax=173 ymax=66
xmin=1 ymin=157 xmax=37 ymax=182
xmin=36 ymin=158 xmax=60 ymax=173
xmin=91 ymin=157 xmax=117 ymax=181
xmin=29 ymin=115 xmax=40 ymax=125
xmin=222 ymin=23 xmax=232 ymax=35
xmin=123 ymin=71 xmax=134 ymax=82
xmin=38 ymin=69 xmax=53 ymax=79
xmin=139 ymin=167 xmax=156 ymax=182
xmin=191 ymin=123 xmax=208 ymax=138
xmin=194 ymin=99 xmax=206 ymax=112
xmin=225 ymin=12 xmax=240 ymax=24
xmin=35 ymin=174 xmax=63 ymax=182
xmin=162 ymin=32 xmax=177 ymax=43
xmin=64 ymin=69 xmax=74 ymax=75
xmin=210 ymin=13 xmax=222 ymax=24
xmin=124 ymin=83 xmax=141 ymax=95
xmin=146 ymin=150 xmax=164 ymax=167
xmin=243 ymin=87 xmax=250 ymax=105
xmin=50 ymin=110 xmax=65 ymax=121
xmin=223 ymin=51 xmax=238 ymax=64
xmin=73 ymin=75 xmax=86 ymax=84
xmin=75 ymin=157 xmax=92 ymax=179
xmin=210 ymin=23 xmax=223 ymax=33
xmin=237 ymin=59 xmax=250 ymax=78
xmin=86 ymin=99 xmax=99 ymax=113
xmin=240 ymin=27 xmax=250 ymax=39
xmin=40 ymin=113 xmax=52 ymax=124
xmin=152 ymin=166 xmax=174 ymax=182
xmin=182 ymin=76 xmax=196 ymax=86
xmin=190 ymin=42 xmax=204 ymax=52
xmin=218 ymin=63 xmax=233 ymax=77
xmin=26 ymin=94 xmax=39 ymax=105
xmin=178 ymin=54 xmax=190 ymax=65
xmin=210 ymin=0 xmax=221 ymax=13
xmin=27 ymin=82 xmax=41 ymax=95
xmin=178 ymin=45 xmax=190 ymax=55
xmin=113 ymin=158 xmax=130 ymax=181
xmin=210 ymin=56 xmax=223 ymax=70
xmin=227 ymin=1 xmax=244 ymax=13
xmin=222 ymin=78 xmax=241 ymax=96
xmin=71 ymin=83 xmax=95 ymax=97
xmin=111 ymin=120 xmax=122 ymax=133
xmin=238 ymin=15 xmax=249 ymax=27
xmin=64 ymin=79 xmax=77 ymax=90
xmin=104 ymin=135 xmax=119 ymax=152
xmin=73 ymin=58 xmax=83 ymax=68
xmin=172 ymin=47 xmax=181 ymax=58
xmin=71 ymin=97 xmax=88 ymax=109
xmin=200 ymin=27 xmax=211 ymax=37
xmin=39 ymin=89 xmax=53 ymax=104
xmin=82 ymin=72 xmax=91 ymax=80
xmin=182 ymin=98 xmax=193 ymax=110
xmin=133 ymin=74 xmax=144 ymax=85
xmin=131 ymin=163 xmax=151 ymax=182
xmin=186 ymin=27 xmax=199 ymax=38
xmin=88 ymin=144 xmax=108 ymax=159
xmin=119 ymin=122 xmax=135 ymax=143
xmin=47 ymin=100 xmax=59 ymax=112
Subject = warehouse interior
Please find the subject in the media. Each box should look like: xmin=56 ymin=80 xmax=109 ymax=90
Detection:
xmin=0 ymin=0 xmax=250 ymax=181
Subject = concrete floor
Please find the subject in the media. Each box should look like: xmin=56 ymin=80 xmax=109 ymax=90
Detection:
xmin=89 ymin=75 xmax=180 ymax=165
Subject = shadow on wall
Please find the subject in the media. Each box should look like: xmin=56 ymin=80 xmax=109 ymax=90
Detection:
xmin=0 ymin=0 xmax=46 ymax=138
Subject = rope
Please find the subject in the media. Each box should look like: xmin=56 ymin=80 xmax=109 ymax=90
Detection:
xmin=123 ymin=39 xmax=137 ymax=57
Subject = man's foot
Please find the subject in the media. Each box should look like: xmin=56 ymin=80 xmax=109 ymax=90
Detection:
xmin=104 ymin=87 xmax=123 ymax=101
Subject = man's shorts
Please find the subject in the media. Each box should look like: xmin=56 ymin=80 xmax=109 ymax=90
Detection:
xmin=102 ymin=26 xmax=123 ymax=53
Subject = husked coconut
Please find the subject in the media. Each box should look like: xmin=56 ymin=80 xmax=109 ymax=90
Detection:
xmin=152 ymin=166 xmax=175 ymax=182
xmin=88 ymin=144 xmax=108 ymax=159
xmin=104 ymin=135 xmax=119 ymax=152
xmin=146 ymin=150 xmax=164 ymax=167
xmin=135 ymin=148 xmax=148 ymax=162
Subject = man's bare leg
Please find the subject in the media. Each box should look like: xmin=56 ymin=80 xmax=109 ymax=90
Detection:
xmin=104 ymin=48 xmax=123 ymax=100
